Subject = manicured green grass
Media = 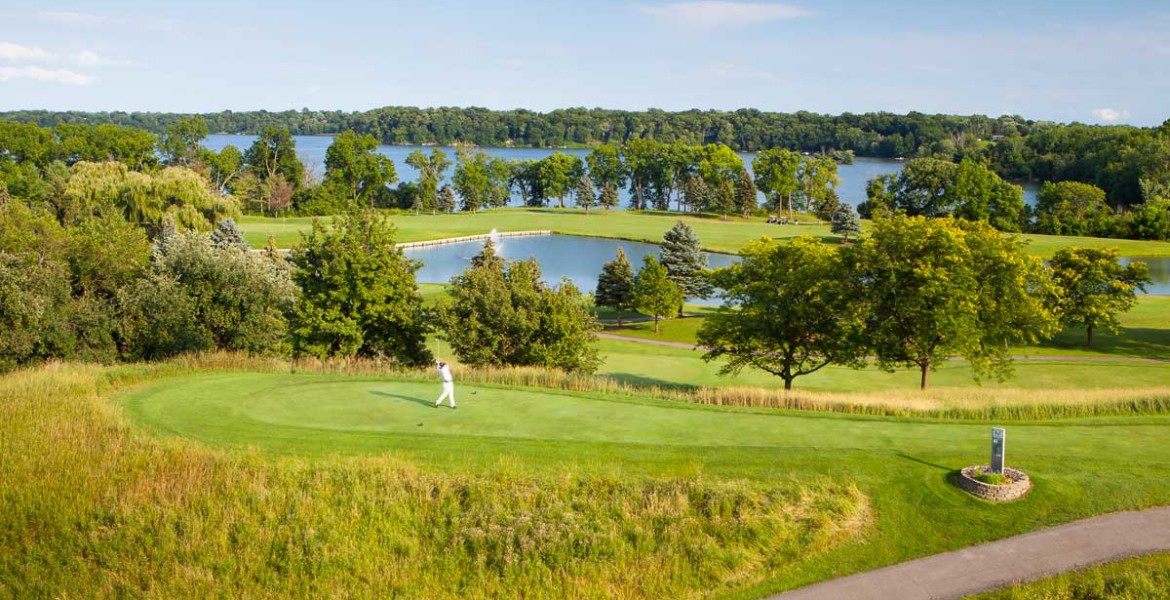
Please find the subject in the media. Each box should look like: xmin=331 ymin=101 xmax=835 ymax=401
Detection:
xmin=238 ymin=208 xmax=1170 ymax=258
xmin=971 ymin=552 xmax=1170 ymax=599
xmin=115 ymin=368 xmax=1170 ymax=599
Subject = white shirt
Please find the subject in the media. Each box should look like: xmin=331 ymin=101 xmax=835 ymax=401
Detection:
xmin=437 ymin=363 xmax=452 ymax=383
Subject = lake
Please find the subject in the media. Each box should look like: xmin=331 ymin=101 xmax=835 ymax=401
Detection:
xmin=203 ymin=134 xmax=1041 ymax=209
xmin=402 ymin=234 xmax=1170 ymax=300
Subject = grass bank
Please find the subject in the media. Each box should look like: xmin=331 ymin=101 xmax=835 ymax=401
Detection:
xmin=0 ymin=363 xmax=867 ymax=599
xmin=238 ymin=208 xmax=1170 ymax=258
xmin=971 ymin=552 xmax=1170 ymax=599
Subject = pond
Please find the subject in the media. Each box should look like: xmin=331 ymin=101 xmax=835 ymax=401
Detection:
xmin=403 ymin=234 xmax=1170 ymax=301
xmin=402 ymin=234 xmax=739 ymax=306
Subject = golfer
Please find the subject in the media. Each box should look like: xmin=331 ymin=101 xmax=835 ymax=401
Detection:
xmin=434 ymin=361 xmax=455 ymax=409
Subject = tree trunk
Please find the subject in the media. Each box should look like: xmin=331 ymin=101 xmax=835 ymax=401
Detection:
xmin=654 ymin=315 xmax=660 ymax=333
xmin=616 ymin=308 xmax=622 ymax=327
xmin=920 ymin=360 xmax=930 ymax=389
xmin=784 ymin=377 xmax=793 ymax=391
xmin=1086 ymin=323 xmax=1094 ymax=348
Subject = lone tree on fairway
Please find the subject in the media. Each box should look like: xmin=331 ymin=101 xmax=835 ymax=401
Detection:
xmin=632 ymin=255 xmax=683 ymax=334
xmin=575 ymin=174 xmax=596 ymax=213
xmin=1048 ymin=247 xmax=1150 ymax=348
xmin=852 ymin=215 xmax=1057 ymax=389
xmin=660 ymin=221 xmax=712 ymax=308
xmin=441 ymin=241 xmax=600 ymax=372
xmin=289 ymin=209 xmax=432 ymax=365
xmin=698 ymin=237 xmax=864 ymax=390
xmin=595 ymin=247 xmax=635 ymax=326
xmin=437 ymin=184 xmax=456 ymax=213
xmin=831 ymin=204 xmax=862 ymax=241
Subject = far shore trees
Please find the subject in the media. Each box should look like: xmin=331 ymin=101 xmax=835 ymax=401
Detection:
xmin=440 ymin=240 xmax=600 ymax=372
xmin=288 ymin=209 xmax=431 ymax=365
xmin=698 ymin=237 xmax=864 ymax=390
xmin=595 ymin=247 xmax=635 ymax=326
xmin=631 ymin=255 xmax=683 ymax=334
xmin=1049 ymin=247 xmax=1150 ymax=348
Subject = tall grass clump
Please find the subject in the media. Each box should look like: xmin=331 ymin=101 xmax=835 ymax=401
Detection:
xmin=0 ymin=363 xmax=869 ymax=599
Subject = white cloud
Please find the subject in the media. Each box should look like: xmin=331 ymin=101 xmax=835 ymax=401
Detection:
xmin=1092 ymin=108 xmax=1129 ymax=122
xmin=74 ymin=50 xmax=132 ymax=67
xmin=0 ymin=66 xmax=94 ymax=85
xmin=0 ymin=42 xmax=52 ymax=62
xmin=636 ymin=1 xmax=811 ymax=30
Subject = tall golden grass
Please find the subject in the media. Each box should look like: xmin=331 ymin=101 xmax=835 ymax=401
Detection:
xmin=0 ymin=362 xmax=869 ymax=599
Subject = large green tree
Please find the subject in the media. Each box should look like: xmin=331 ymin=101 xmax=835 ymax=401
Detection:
xmin=537 ymin=152 xmax=583 ymax=209
xmin=631 ymin=255 xmax=683 ymax=334
xmin=585 ymin=143 xmax=627 ymax=196
xmin=289 ymin=210 xmax=431 ymax=365
xmin=405 ymin=148 xmax=451 ymax=214
xmin=159 ymin=115 xmax=209 ymax=167
xmin=698 ymin=237 xmax=864 ymax=390
xmin=244 ymin=126 xmax=305 ymax=190
xmin=594 ymin=247 xmax=635 ymax=326
xmin=752 ymin=148 xmax=801 ymax=217
xmin=852 ymin=215 xmax=1057 ymax=388
xmin=1033 ymin=181 xmax=1113 ymax=236
xmin=323 ymin=130 xmax=397 ymax=207
xmin=1048 ymin=247 xmax=1150 ymax=348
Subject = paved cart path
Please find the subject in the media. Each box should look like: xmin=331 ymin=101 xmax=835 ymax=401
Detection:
xmin=767 ymin=506 xmax=1170 ymax=600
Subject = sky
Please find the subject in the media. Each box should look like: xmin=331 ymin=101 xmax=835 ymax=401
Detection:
xmin=0 ymin=0 xmax=1167 ymax=125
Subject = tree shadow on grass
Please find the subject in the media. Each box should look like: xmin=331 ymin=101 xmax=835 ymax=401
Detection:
xmin=369 ymin=390 xmax=435 ymax=408
xmin=895 ymin=453 xmax=953 ymax=472
xmin=1036 ymin=326 xmax=1170 ymax=360
xmin=602 ymin=373 xmax=699 ymax=392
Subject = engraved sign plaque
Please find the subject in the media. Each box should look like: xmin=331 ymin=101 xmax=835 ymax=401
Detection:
xmin=990 ymin=427 xmax=1005 ymax=474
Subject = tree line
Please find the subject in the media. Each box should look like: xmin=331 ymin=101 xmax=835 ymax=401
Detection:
xmin=4 ymin=106 xmax=1169 ymax=207
xmin=3 ymin=116 xmax=1170 ymax=241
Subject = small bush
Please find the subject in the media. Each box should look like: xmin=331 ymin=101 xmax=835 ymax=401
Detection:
xmin=972 ymin=467 xmax=1010 ymax=486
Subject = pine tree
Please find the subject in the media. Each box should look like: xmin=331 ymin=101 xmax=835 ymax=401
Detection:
xmin=575 ymin=174 xmax=596 ymax=213
xmin=595 ymin=247 xmax=635 ymax=326
xmin=735 ymin=170 xmax=758 ymax=218
xmin=719 ymin=180 xmax=736 ymax=219
xmin=599 ymin=184 xmax=619 ymax=212
xmin=437 ymin=184 xmax=457 ymax=213
xmin=683 ymin=175 xmax=711 ymax=214
xmin=660 ymin=221 xmax=712 ymax=304
xmin=471 ymin=238 xmax=506 ymax=271
xmin=831 ymin=203 xmax=862 ymax=241
xmin=632 ymin=255 xmax=683 ymax=334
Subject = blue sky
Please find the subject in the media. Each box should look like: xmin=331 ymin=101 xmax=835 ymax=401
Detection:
xmin=1 ymin=0 xmax=1167 ymax=125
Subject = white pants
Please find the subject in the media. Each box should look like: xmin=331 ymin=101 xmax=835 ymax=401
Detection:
xmin=435 ymin=381 xmax=455 ymax=407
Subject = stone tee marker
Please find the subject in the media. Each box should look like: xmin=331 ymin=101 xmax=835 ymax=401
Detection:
xmin=990 ymin=427 xmax=1005 ymax=474
xmin=956 ymin=426 xmax=1031 ymax=501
